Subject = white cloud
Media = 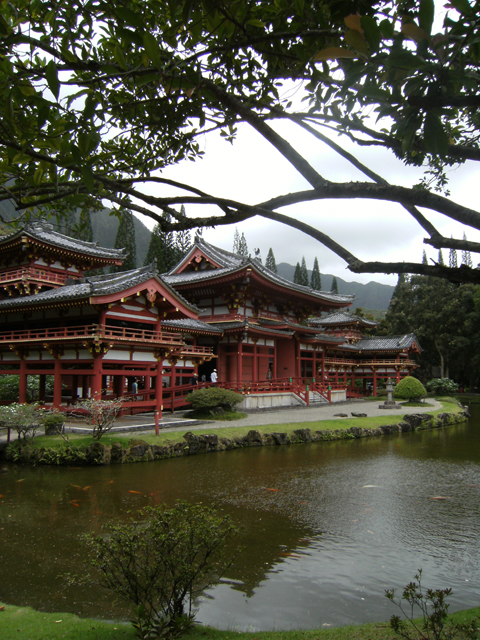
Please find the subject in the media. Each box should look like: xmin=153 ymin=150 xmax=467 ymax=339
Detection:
xmin=135 ymin=116 xmax=479 ymax=286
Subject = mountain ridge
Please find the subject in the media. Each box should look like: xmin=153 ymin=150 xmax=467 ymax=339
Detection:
xmin=276 ymin=262 xmax=394 ymax=310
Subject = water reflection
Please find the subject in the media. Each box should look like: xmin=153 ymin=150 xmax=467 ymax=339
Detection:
xmin=1 ymin=409 xmax=479 ymax=630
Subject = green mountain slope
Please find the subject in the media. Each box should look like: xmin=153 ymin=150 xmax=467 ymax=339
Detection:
xmin=277 ymin=262 xmax=394 ymax=310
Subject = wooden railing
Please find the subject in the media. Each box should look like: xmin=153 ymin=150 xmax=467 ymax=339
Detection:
xmin=0 ymin=266 xmax=69 ymax=285
xmin=322 ymin=357 xmax=417 ymax=368
xmin=0 ymin=324 xmax=185 ymax=346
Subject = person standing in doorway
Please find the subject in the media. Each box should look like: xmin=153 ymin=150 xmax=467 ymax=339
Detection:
xmin=210 ymin=369 xmax=217 ymax=385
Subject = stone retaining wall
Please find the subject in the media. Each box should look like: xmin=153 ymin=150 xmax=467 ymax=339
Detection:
xmin=3 ymin=411 xmax=467 ymax=466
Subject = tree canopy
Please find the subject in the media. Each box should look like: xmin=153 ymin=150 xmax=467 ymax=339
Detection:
xmin=1 ymin=0 xmax=480 ymax=282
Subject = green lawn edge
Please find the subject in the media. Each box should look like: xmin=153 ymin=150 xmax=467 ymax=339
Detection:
xmin=1 ymin=601 xmax=479 ymax=640
xmin=24 ymin=398 xmax=464 ymax=451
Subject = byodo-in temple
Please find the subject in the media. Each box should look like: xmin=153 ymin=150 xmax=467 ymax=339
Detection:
xmin=0 ymin=223 xmax=421 ymax=415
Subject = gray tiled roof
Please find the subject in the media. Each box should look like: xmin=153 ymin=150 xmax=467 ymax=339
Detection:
xmin=166 ymin=238 xmax=354 ymax=305
xmin=161 ymin=318 xmax=223 ymax=334
xmin=0 ymin=222 xmax=126 ymax=260
xmin=213 ymin=318 xmax=294 ymax=336
xmin=354 ymin=334 xmax=419 ymax=351
xmin=0 ymin=264 xmax=198 ymax=311
xmin=310 ymin=311 xmax=377 ymax=327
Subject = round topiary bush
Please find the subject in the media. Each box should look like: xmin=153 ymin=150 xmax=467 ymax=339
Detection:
xmin=188 ymin=387 xmax=243 ymax=413
xmin=393 ymin=376 xmax=427 ymax=402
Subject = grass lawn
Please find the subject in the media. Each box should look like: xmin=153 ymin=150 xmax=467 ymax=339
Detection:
xmin=15 ymin=398 xmax=464 ymax=452
xmin=1 ymin=602 xmax=479 ymax=640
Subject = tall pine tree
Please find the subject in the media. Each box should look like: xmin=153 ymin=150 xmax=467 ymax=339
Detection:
xmin=293 ymin=262 xmax=302 ymax=284
xmin=238 ymin=232 xmax=248 ymax=256
xmin=310 ymin=257 xmax=322 ymax=290
xmin=114 ymin=210 xmax=136 ymax=271
xmin=233 ymin=228 xmax=240 ymax=253
xmin=76 ymin=210 xmax=93 ymax=242
xmin=144 ymin=211 xmax=179 ymax=273
xmin=331 ymin=276 xmax=338 ymax=294
xmin=299 ymin=256 xmax=309 ymax=286
xmin=449 ymin=236 xmax=458 ymax=269
xmin=462 ymin=232 xmax=473 ymax=267
xmin=265 ymin=248 xmax=277 ymax=273
xmin=144 ymin=223 xmax=164 ymax=268
xmin=175 ymin=205 xmax=192 ymax=258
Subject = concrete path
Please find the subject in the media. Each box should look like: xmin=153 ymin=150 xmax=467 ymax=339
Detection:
xmin=0 ymin=398 xmax=445 ymax=443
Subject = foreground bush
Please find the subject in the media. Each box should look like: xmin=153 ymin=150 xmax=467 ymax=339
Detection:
xmin=82 ymin=502 xmax=238 ymax=639
xmin=386 ymin=570 xmax=479 ymax=640
xmin=427 ymin=378 xmax=459 ymax=396
xmin=394 ymin=377 xmax=427 ymax=402
xmin=0 ymin=402 xmax=43 ymax=440
xmin=188 ymin=387 xmax=243 ymax=412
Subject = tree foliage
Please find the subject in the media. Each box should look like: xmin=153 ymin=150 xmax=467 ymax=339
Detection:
xmin=265 ymin=247 xmax=277 ymax=273
xmin=75 ymin=396 xmax=123 ymax=440
xmin=83 ymin=502 xmax=238 ymax=638
xmin=1 ymin=1 xmax=480 ymax=283
xmin=188 ymin=387 xmax=243 ymax=412
xmin=310 ymin=257 xmax=322 ymax=290
xmin=0 ymin=402 xmax=43 ymax=440
xmin=331 ymin=275 xmax=339 ymax=293
xmin=381 ymin=271 xmax=480 ymax=388
xmin=393 ymin=376 xmax=426 ymax=401
xmin=114 ymin=210 xmax=137 ymax=272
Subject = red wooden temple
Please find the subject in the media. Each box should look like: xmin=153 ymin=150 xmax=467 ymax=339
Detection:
xmin=0 ymin=224 xmax=420 ymax=413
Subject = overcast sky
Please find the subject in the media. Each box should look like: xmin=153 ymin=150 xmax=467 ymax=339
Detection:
xmin=135 ymin=105 xmax=479 ymax=287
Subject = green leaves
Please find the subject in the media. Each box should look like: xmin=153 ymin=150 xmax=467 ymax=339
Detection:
xmin=423 ymin=112 xmax=450 ymax=156
xmin=45 ymin=60 xmax=60 ymax=101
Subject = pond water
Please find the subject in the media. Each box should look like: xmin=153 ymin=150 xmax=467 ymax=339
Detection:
xmin=1 ymin=406 xmax=480 ymax=631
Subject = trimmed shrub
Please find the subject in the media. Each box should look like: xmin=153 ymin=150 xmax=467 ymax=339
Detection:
xmin=394 ymin=376 xmax=427 ymax=402
xmin=188 ymin=387 xmax=243 ymax=412
xmin=426 ymin=378 xmax=459 ymax=396
xmin=43 ymin=413 xmax=66 ymax=435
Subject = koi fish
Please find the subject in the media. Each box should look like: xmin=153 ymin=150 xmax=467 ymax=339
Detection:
xmin=83 ymin=486 xmax=92 ymax=491
xmin=128 ymin=490 xmax=143 ymax=495
xmin=263 ymin=488 xmax=280 ymax=492
xmin=70 ymin=501 xmax=80 ymax=507
xmin=429 ymin=496 xmax=450 ymax=500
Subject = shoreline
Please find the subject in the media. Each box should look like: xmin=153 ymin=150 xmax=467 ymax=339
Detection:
xmin=2 ymin=399 xmax=468 ymax=466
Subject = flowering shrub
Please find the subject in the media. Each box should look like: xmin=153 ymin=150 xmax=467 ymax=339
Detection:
xmin=76 ymin=396 xmax=123 ymax=440
xmin=426 ymin=378 xmax=459 ymax=396
xmin=0 ymin=403 xmax=43 ymax=440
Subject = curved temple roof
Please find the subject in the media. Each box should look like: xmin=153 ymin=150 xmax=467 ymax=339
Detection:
xmin=167 ymin=238 xmax=355 ymax=306
xmin=0 ymin=221 xmax=127 ymax=262
xmin=0 ymin=263 xmax=197 ymax=313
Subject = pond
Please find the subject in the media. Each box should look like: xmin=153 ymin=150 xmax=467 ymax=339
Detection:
xmin=1 ymin=406 xmax=479 ymax=631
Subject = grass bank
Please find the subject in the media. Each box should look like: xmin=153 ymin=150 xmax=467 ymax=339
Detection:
xmin=1 ymin=601 xmax=479 ymax=640
xmin=12 ymin=398 xmax=464 ymax=452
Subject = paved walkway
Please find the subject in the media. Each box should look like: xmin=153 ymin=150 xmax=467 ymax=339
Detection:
xmin=0 ymin=399 xmax=444 ymax=443
xmin=71 ymin=398 xmax=443 ymax=436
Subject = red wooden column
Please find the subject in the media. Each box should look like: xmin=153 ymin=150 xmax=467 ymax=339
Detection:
xmin=155 ymin=358 xmax=163 ymax=426
xmin=372 ymin=368 xmax=378 ymax=395
xmin=91 ymin=356 xmax=103 ymax=399
xmin=19 ymin=358 xmax=27 ymax=404
xmin=237 ymin=342 xmax=243 ymax=384
xmin=253 ymin=341 xmax=258 ymax=382
xmin=53 ymin=355 xmax=62 ymax=408
xmin=295 ymin=339 xmax=301 ymax=380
